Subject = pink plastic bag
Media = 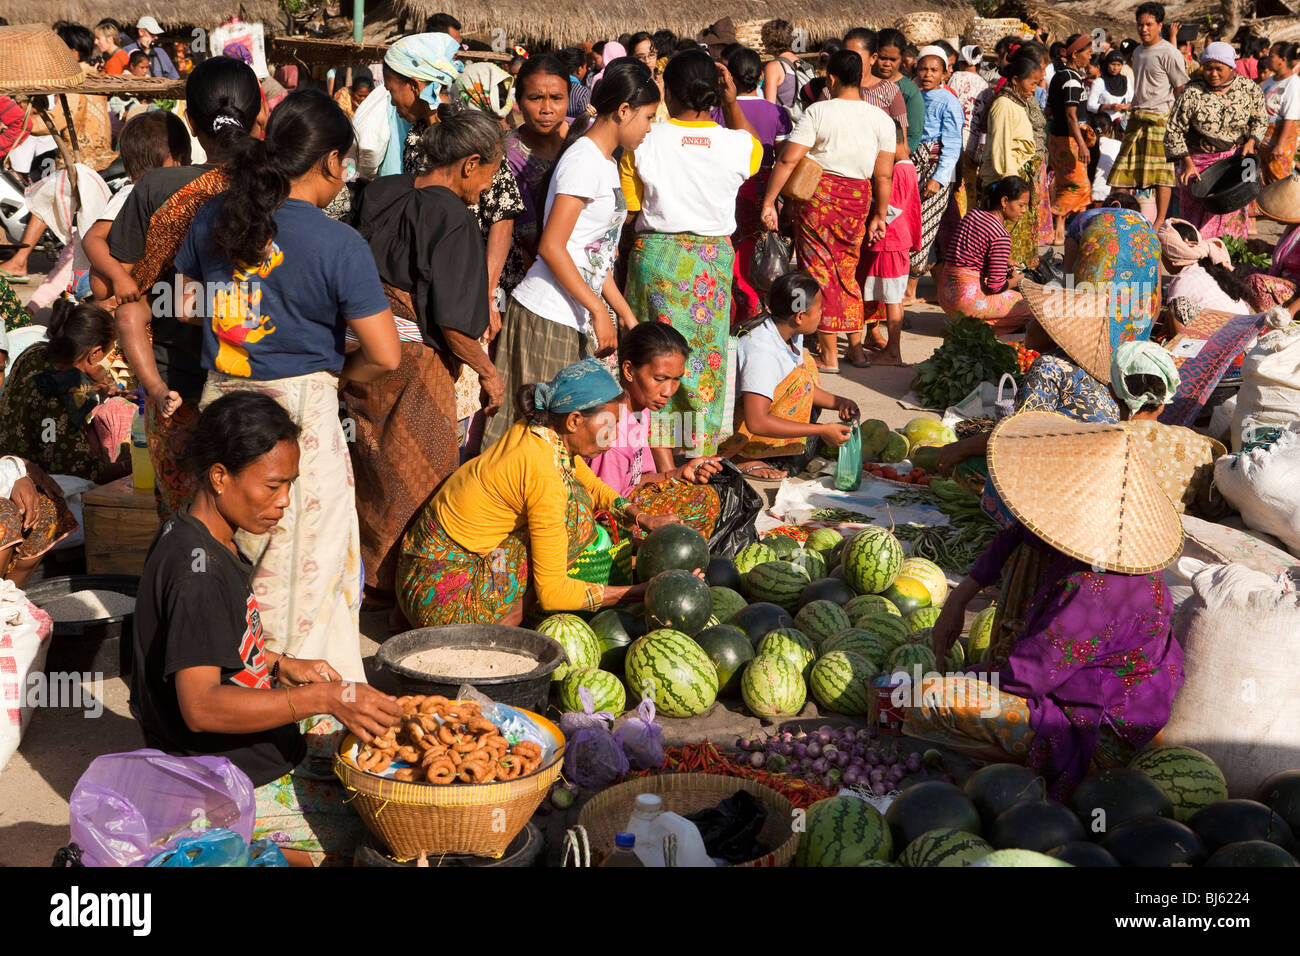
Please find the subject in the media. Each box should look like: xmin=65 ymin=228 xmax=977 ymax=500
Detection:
xmin=68 ymin=750 xmax=256 ymax=867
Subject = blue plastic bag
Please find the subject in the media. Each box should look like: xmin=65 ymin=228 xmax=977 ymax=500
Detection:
xmin=146 ymin=829 xmax=250 ymax=867
xmin=834 ymin=422 xmax=862 ymax=491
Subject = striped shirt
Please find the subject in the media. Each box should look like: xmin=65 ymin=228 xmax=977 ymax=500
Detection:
xmin=943 ymin=209 xmax=1011 ymax=292
xmin=346 ymin=315 xmax=422 ymax=345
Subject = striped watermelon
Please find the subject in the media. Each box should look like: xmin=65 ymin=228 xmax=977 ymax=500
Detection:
xmin=809 ymin=651 xmax=874 ymax=715
xmin=846 ymin=594 xmax=902 ymax=622
xmin=794 ymin=600 xmax=851 ymax=647
xmin=740 ymin=654 xmax=806 ymax=718
xmin=946 ymin=638 xmax=965 ymax=670
xmin=841 ymin=527 xmax=904 ymax=595
xmin=888 ymin=642 xmax=937 ymax=674
xmin=1128 ymin=747 xmax=1229 ymax=823
xmin=709 ymin=586 xmax=748 ymax=624
xmin=852 ymin=613 xmax=911 ymax=652
xmin=805 ymin=528 xmax=843 ymax=555
xmin=757 ymin=629 xmax=816 ymax=677
xmin=882 ymin=576 xmax=932 ymax=615
xmin=744 ymin=560 xmax=811 ymax=612
xmin=762 ymin=534 xmax=800 ymax=557
xmin=898 ymin=828 xmax=993 ymax=867
xmin=787 ymin=547 xmax=827 ymax=580
xmin=968 ymin=604 xmax=996 ymax=664
xmin=820 ymin=629 xmax=887 ymax=670
xmin=735 ymin=542 xmax=778 ymax=575
xmin=899 ymin=557 xmax=950 ymax=607
xmin=557 ymin=668 xmax=627 ymax=715
xmin=624 ymin=628 xmax=718 ymax=718
xmin=905 ymin=606 xmax=942 ymax=634
xmin=537 ymin=613 xmax=602 ymax=682
xmin=795 ymin=795 xmax=893 ymax=866
xmin=973 ymin=849 xmax=1072 ymax=867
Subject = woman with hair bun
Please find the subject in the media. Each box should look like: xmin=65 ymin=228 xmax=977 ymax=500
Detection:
xmin=174 ymin=89 xmax=400 ymax=681
xmin=621 ymin=49 xmax=761 ymax=461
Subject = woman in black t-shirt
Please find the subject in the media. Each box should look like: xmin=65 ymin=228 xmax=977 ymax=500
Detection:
xmin=129 ymin=391 xmax=403 ymax=866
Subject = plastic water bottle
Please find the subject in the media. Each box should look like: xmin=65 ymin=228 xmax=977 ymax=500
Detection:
xmin=129 ymin=399 xmax=154 ymax=491
xmin=598 ymin=832 xmax=644 ymax=867
xmin=625 ymin=793 xmax=715 ymax=867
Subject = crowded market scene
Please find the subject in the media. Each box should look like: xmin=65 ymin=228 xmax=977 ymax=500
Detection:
xmin=0 ymin=0 xmax=1299 ymax=893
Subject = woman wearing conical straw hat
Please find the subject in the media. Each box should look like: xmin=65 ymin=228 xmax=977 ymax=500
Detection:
xmin=913 ymin=411 xmax=1186 ymax=798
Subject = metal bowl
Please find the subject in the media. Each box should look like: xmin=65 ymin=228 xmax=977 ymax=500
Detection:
xmin=26 ymin=574 xmax=139 ymax=679
xmin=376 ymin=625 xmax=564 ymax=713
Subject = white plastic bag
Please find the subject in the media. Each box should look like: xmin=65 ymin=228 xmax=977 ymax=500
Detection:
xmin=1214 ymin=422 xmax=1300 ymax=556
xmin=350 ymin=86 xmax=392 ymax=181
xmin=0 ymin=582 xmax=53 ymax=772
xmin=1230 ymin=316 xmax=1300 ymax=452
xmin=941 ymin=373 xmax=1017 ymax=430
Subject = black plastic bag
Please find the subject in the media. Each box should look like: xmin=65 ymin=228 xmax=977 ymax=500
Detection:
xmin=749 ymin=231 xmax=792 ymax=295
xmin=706 ymin=458 xmax=763 ymax=558
xmin=684 ymin=790 xmax=769 ymax=864
xmin=1023 ymin=249 xmax=1064 ymax=287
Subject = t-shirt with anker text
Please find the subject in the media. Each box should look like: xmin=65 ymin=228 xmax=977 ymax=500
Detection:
xmin=511 ymin=136 xmax=626 ymax=334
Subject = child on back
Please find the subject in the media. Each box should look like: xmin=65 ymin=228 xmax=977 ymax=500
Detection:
xmin=857 ymin=121 xmax=920 ymax=366
xmin=83 ymin=110 xmax=191 ymax=307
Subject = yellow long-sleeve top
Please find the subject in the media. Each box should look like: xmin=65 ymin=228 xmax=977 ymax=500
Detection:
xmin=431 ymin=421 xmax=622 ymax=612
xmin=979 ymin=95 xmax=1037 ymax=188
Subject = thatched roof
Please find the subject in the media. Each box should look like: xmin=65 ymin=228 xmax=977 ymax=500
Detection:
xmin=0 ymin=0 xmax=287 ymax=32
xmin=391 ymin=0 xmax=975 ymax=48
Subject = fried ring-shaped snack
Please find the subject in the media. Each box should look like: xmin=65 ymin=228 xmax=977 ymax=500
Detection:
xmin=436 ymin=723 xmax=459 ymax=747
xmin=425 ymin=758 xmax=457 ymax=784
xmin=511 ymin=740 xmax=542 ymax=760
xmin=467 ymin=716 xmax=497 ymax=736
xmin=368 ymin=753 xmax=393 ymax=775
xmin=453 ymin=735 xmax=486 ymax=754
xmin=484 ymin=737 xmax=509 ymax=758
xmin=393 ymin=767 xmax=419 ymax=782
xmin=419 ymin=695 xmax=450 ymax=715
xmin=420 ymin=745 xmax=448 ymax=766
xmin=355 ymin=749 xmax=380 ymax=771
xmin=396 ymin=695 xmax=416 ymax=711
xmin=404 ymin=717 xmax=425 ymax=741
xmin=395 ymin=745 xmax=421 ymax=764
xmin=454 ymin=700 xmax=482 ymax=718
xmin=415 ymin=713 xmax=440 ymax=734
xmin=458 ymin=759 xmax=494 ymax=784
xmin=496 ymin=756 xmax=522 ymax=780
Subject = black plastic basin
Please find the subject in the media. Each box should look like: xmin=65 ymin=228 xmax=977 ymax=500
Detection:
xmin=376 ymin=625 xmax=564 ymax=713
xmin=26 ymin=574 xmax=139 ymax=679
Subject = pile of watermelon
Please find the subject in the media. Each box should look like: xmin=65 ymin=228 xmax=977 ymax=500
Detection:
xmin=793 ymin=749 xmax=1300 ymax=868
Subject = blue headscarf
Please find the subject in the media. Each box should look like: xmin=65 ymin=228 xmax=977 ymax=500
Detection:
xmin=379 ymin=32 xmax=463 ymax=176
xmin=534 ymin=359 xmax=622 ymax=415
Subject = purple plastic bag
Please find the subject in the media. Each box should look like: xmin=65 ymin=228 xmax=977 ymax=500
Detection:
xmin=615 ymin=699 xmax=666 ymax=771
xmin=561 ymin=687 xmax=628 ymax=787
xmin=68 ymin=749 xmax=256 ymax=867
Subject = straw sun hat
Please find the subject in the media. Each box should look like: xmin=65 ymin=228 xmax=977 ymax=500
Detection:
xmin=1018 ymin=279 xmax=1122 ymax=385
xmin=1256 ymin=173 xmax=1300 ymax=226
xmin=0 ymin=24 xmax=85 ymax=94
xmin=986 ymin=411 xmax=1184 ymax=574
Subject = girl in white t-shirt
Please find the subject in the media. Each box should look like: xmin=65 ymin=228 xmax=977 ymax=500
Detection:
xmin=484 ymin=59 xmax=660 ymax=450
xmin=1261 ymin=42 xmax=1300 ymax=183
xmin=620 ymin=50 xmax=762 ymax=462
xmin=719 ymin=272 xmax=860 ymax=480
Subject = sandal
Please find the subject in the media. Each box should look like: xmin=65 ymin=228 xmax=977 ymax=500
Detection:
xmin=0 ymin=269 xmax=30 ymax=284
xmin=737 ymin=461 xmax=787 ymax=481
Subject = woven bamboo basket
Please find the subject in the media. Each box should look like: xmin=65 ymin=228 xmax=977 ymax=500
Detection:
xmin=0 ymin=24 xmax=85 ymax=94
xmin=334 ymin=708 xmax=565 ymax=860
xmin=894 ymin=12 xmax=948 ymax=46
xmin=576 ymin=773 xmax=799 ymax=867
xmin=964 ymin=17 xmax=1030 ymax=52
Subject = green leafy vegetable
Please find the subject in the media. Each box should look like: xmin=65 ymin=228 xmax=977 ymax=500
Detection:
xmin=910 ymin=317 xmax=1021 ymax=409
xmin=1223 ymin=236 xmax=1271 ymax=270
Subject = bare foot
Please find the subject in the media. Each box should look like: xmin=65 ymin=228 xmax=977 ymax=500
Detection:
xmin=865 ymin=328 xmax=889 ymax=351
xmin=871 ymin=351 xmax=909 ymax=367
xmin=845 ymin=346 xmax=871 ymax=367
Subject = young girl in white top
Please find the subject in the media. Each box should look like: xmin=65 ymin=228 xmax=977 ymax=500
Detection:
xmin=620 ymin=50 xmax=761 ymax=462
xmin=483 ymin=58 xmax=660 ymax=450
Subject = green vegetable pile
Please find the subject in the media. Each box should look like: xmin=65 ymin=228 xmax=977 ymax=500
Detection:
xmin=911 ymin=317 xmax=1021 ymax=410
xmin=1223 ymin=236 xmax=1271 ymax=271
xmin=890 ymin=479 xmax=999 ymax=573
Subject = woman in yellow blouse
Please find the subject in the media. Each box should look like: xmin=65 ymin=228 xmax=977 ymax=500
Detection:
xmin=397 ymin=359 xmax=675 ymax=626
xmin=979 ymin=55 xmax=1043 ymax=267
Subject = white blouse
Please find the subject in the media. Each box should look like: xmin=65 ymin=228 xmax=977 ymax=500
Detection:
xmin=1088 ymin=76 xmax=1134 ymax=129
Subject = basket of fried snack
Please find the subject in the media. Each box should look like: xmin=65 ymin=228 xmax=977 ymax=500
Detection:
xmin=334 ymin=695 xmax=565 ymax=859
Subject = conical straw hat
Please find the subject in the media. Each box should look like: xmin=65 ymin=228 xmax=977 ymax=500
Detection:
xmin=1018 ymin=279 xmax=1117 ymax=385
xmin=0 ymin=24 xmax=84 ymax=94
xmin=1256 ymin=173 xmax=1300 ymax=226
xmin=987 ymin=411 xmax=1184 ymax=574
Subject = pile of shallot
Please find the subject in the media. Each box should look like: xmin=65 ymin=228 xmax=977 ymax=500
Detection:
xmin=735 ymin=726 xmax=938 ymax=791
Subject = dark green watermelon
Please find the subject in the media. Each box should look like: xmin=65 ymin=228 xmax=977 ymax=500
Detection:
xmin=709 ymin=586 xmax=748 ymax=625
xmin=763 ymin=534 xmax=800 ymax=557
xmin=1069 ymin=768 xmax=1173 ymax=837
xmin=728 ymin=602 xmax=796 ymax=647
xmin=1046 ymin=841 xmax=1121 ymax=867
xmin=1257 ymin=770 xmax=1300 ymax=838
xmin=694 ymin=625 xmax=754 ymax=697
xmin=799 ymin=578 xmax=857 ymax=608
xmin=1204 ymin=840 xmax=1299 ymax=867
xmin=705 ymin=557 xmax=743 ymax=592
xmin=885 ymin=782 xmax=982 ymax=849
xmin=636 ymin=524 xmax=709 ymax=582
xmin=587 ymin=610 xmax=643 ymax=673
xmin=1188 ymin=799 xmax=1296 ymax=853
xmin=963 ymin=764 xmax=1047 ymax=828
xmin=644 ymin=569 xmax=712 ymax=634
xmin=990 ymin=800 xmax=1085 ymax=852
xmin=1101 ymin=817 xmax=1207 ymax=866
xmin=829 ymin=565 xmax=847 ymax=581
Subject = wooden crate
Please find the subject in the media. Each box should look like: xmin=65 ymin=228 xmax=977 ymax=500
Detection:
xmin=81 ymin=476 xmax=161 ymax=577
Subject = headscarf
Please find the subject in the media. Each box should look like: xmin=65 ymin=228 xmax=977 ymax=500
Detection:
xmin=1201 ymin=42 xmax=1236 ymax=68
xmin=1110 ymin=341 xmax=1180 ymax=414
xmin=533 ymin=358 xmax=622 ymax=415
xmin=1064 ymin=34 xmax=1091 ymax=57
xmin=960 ymin=45 xmax=982 ymax=66
xmin=1157 ymin=218 xmax=1233 ymax=268
xmin=917 ymin=45 xmax=950 ymax=68
xmin=223 ymin=42 xmax=253 ymax=66
xmin=1102 ymin=50 xmax=1127 ymax=96
xmin=456 ymin=62 xmax=514 ymax=118
xmin=591 ymin=41 xmax=626 ymax=86
xmin=384 ymin=31 xmax=462 ymax=105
